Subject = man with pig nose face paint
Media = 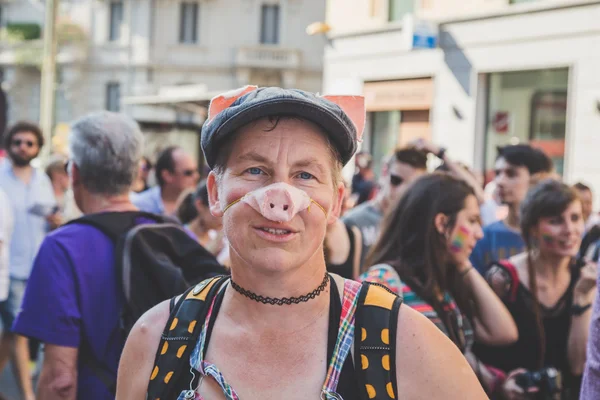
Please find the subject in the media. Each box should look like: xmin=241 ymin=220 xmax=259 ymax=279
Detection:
xmin=117 ymin=87 xmax=487 ymax=400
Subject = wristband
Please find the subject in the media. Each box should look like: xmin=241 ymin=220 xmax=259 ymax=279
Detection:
xmin=571 ymin=303 xmax=592 ymax=316
xmin=460 ymin=267 xmax=474 ymax=278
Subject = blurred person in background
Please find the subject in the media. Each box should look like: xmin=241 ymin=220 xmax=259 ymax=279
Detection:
xmin=0 ymin=186 xmax=11 ymax=306
xmin=361 ymin=173 xmax=518 ymax=396
xmin=324 ymin=180 xmax=361 ymax=279
xmin=480 ymin=181 xmax=509 ymax=227
xmin=351 ymin=151 xmax=376 ymax=205
xmin=45 ymin=155 xmax=82 ymax=223
xmin=0 ymin=187 xmax=12 ymax=379
xmin=573 ymin=183 xmax=599 ymax=233
xmin=132 ymin=146 xmax=199 ymax=216
xmin=470 ymin=144 xmax=554 ymax=274
xmin=11 ymin=112 xmax=145 ymax=400
xmin=0 ymin=122 xmax=55 ymax=400
xmin=176 ymin=180 xmax=228 ymax=265
xmin=413 ymin=138 xmax=485 ymax=204
xmin=342 ymin=146 xmax=428 ymax=268
xmin=474 ymin=180 xmax=596 ymax=400
xmin=131 ymin=156 xmax=152 ymax=194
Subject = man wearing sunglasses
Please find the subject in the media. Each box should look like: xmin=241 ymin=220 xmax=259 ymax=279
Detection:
xmin=341 ymin=147 xmax=428 ymax=268
xmin=132 ymin=146 xmax=199 ymax=216
xmin=0 ymin=121 xmax=55 ymax=400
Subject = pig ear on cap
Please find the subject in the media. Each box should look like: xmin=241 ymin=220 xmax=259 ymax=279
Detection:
xmin=207 ymin=85 xmax=258 ymax=121
xmin=321 ymin=95 xmax=366 ymax=142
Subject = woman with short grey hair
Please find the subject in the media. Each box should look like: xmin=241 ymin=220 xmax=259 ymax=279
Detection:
xmin=69 ymin=111 xmax=144 ymax=198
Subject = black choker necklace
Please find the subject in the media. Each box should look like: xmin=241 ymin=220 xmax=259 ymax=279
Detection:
xmin=230 ymin=272 xmax=329 ymax=306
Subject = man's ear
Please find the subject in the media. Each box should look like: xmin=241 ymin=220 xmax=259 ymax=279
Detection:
xmin=161 ymin=169 xmax=173 ymax=185
xmin=434 ymin=213 xmax=449 ymax=236
xmin=71 ymin=163 xmax=81 ymax=188
xmin=207 ymin=172 xmax=223 ymax=217
xmin=328 ymin=182 xmax=345 ymax=224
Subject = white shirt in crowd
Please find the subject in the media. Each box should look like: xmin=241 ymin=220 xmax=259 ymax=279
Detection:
xmin=0 ymin=187 xmax=14 ymax=301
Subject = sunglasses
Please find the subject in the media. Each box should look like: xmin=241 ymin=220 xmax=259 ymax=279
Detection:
xmin=12 ymin=139 xmax=35 ymax=148
xmin=181 ymin=169 xmax=198 ymax=177
xmin=390 ymin=174 xmax=404 ymax=187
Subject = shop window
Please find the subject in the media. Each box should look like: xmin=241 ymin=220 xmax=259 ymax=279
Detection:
xmin=388 ymin=0 xmax=414 ymax=22
xmin=484 ymin=68 xmax=568 ymax=179
xmin=365 ymin=111 xmax=400 ymax=177
xmin=529 ymin=91 xmax=567 ymax=174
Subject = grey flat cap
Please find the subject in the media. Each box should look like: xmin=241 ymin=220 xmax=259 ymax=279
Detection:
xmin=201 ymin=87 xmax=359 ymax=169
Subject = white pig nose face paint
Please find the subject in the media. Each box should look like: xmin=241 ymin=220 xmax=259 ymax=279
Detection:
xmin=222 ymin=182 xmax=327 ymax=222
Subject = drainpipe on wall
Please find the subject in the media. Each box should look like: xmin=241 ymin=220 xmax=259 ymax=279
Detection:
xmin=124 ymin=0 xmax=134 ymax=113
xmin=39 ymin=0 xmax=59 ymax=161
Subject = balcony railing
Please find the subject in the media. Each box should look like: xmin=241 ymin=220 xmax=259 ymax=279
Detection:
xmin=236 ymin=46 xmax=301 ymax=70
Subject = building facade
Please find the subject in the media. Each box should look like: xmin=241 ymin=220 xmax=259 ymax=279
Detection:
xmin=0 ymin=0 xmax=326 ymax=160
xmin=324 ymin=0 xmax=600 ymax=199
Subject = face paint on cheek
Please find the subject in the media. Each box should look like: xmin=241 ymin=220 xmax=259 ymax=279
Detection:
xmin=540 ymin=229 xmax=555 ymax=247
xmin=450 ymin=226 xmax=470 ymax=253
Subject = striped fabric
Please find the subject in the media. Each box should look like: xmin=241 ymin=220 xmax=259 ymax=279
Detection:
xmin=361 ymin=264 xmax=474 ymax=349
xmin=322 ymin=279 xmax=362 ymax=399
xmin=188 ymin=279 xmax=241 ymax=400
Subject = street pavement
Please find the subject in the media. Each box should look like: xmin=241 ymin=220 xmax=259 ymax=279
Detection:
xmin=0 ymin=368 xmax=20 ymax=400
xmin=0 ymin=367 xmax=38 ymax=400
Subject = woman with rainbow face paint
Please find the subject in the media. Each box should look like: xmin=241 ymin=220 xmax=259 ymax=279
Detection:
xmin=361 ymin=172 xmax=519 ymax=396
xmin=474 ymin=180 xmax=596 ymax=400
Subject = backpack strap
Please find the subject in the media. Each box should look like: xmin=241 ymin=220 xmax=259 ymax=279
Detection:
xmin=147 ymin=275 xmax=229 ymax=399
xmin=354 ymin=282 xmax=403 ymax=400
xmin=490 ymin=261 xmax=519 ymax=303
xmin=68 ymin=211 xmax=167 ymax=241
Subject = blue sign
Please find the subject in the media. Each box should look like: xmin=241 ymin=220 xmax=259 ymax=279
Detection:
xmin=413 ymin=33 xmax=437 ymax=49
xmin=412 ymin=20 xmax=438 ymax=50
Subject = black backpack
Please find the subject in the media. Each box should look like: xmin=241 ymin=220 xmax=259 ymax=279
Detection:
xmin=69 ymin=211 xmax=227 ymax=395
xmin=146 ymin=276 xmax=402 ymax=399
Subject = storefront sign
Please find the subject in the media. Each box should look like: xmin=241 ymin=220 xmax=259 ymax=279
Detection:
xmin=412 ymin=20 xmax=438 ymax=50
xmin=492 ymin=111 xmax=510 ymax=134
xmin=363 ymin=78 xmax=433 ymax=111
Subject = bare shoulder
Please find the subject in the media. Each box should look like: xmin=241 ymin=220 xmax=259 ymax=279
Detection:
xmin=395 ymin=304 xmax=487 ymax=400
xmin=116 ymin=299 xmax=172 ymax=400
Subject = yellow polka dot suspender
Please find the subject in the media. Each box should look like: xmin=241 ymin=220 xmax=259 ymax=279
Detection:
xmin=354 ymin=284 xmax=403 ymax=399
xmin=147 ymin=277 xmax=402 ymax=400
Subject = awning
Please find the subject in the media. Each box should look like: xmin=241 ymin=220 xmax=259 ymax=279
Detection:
xmin=121 ymin=85 xmax=223 ymax=116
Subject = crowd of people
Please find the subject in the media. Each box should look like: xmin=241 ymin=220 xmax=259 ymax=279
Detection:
xmin=0 ymin=85 xmax=598 ymax=399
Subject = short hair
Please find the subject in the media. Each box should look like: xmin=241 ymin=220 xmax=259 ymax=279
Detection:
xmin=390 ymin=147 xmax=428 ymax=170
xmin=496 ymin=145 xmax=553 ymax=175
xmin=4 ymin=121 xmax=44 ymax=149
xmin=141 ymin=156 xmax=153 ymax=171
xmin=45 ymin=156 xmax=67 ymax=181
xmin=574 ymin=182 xmax=591 ymax=193
xmin=155 ymin=146 xmax=179 ymax=187
xmin=69 ymin=111 xmax=144 ymax=196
